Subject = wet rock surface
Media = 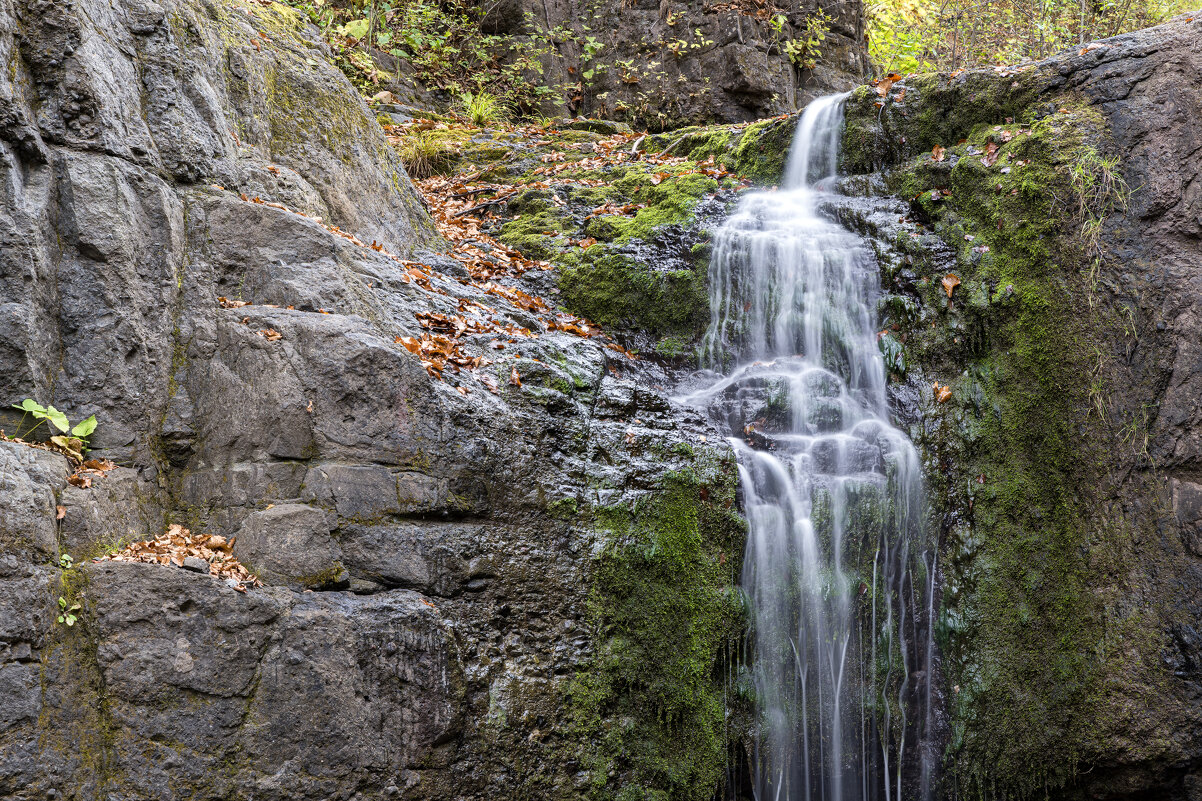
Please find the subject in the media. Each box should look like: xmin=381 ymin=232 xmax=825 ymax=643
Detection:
xmin=838 ymin=15 xmax=1202 ymax=800
xmin=0 ymin=0 xmax=744 ymax=799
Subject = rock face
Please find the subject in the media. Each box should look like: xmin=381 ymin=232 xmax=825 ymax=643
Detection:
xmin=0 ymin=0 xmax=745 ymax=799
xmin=409 ymin=0 xmax=867 ymax=128
xmin=551 ymin=0 xmax=869 ymax=127
xmin=841 ymin=15 xmax=1202 ymax=799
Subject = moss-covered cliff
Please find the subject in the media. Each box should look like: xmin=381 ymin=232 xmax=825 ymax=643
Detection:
xmin=841 ymin=17 xmax=1202 ymax=797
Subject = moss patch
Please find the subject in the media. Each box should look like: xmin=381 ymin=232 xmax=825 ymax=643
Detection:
xmin=555 ymin=252 xmax=708 ymax=340
xmin=568 ymin=460 xmax=747 ymax=800
xmin=858 ymin=92 xmax=1170 ymax=797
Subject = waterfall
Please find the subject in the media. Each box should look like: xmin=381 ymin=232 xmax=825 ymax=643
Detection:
xmin=681 ymin=95 xmax=938 ymax=801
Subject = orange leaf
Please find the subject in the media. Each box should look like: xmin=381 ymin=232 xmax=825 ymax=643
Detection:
xmin=932 ymin=144 xmax=945 ymax=162
xmin=509 ymin=368 xmax=522 ymax=387
xmin=941 ymin=273 xmax=961 ymax=298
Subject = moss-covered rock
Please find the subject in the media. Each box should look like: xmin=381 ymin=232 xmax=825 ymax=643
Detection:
xmin=569 ymin=461 xmax=748 ymax=800
xmin=844 ymin=52 xmax=1202 ymax=796
xmin=557 ymin=251 xmax=709 ymax=340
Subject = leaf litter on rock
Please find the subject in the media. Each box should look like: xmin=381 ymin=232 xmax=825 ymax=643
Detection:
xmin=98 ymin=524 xmax=262 ymax=592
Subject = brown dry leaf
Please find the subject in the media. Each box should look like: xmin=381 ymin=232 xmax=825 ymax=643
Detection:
xmin=509 ymin=368 xmax=522 ymax=387
xmin=478 ymin=373 xmax=500 ymax=394
xmin=218 ymin=296 xmax=249 ymax=309
xmin=932 ymin=144 xmax=946 ymax=162
xmin=259 ymin=328 xmax=282 ymax=341
xmin=56 ymin=505 xmax=66 ymax=520
xmin=875 ymin=72 xmax=902 ymax=97
xmin=941 ymin=273 xmax=961 ymax=298
xmin=933 ymin=383 xmax=953 ymax=403
xmin=982 ymin=141 xmax=1000 ymax=167
xmin=67 ymin=474 xmax=92 ymax=489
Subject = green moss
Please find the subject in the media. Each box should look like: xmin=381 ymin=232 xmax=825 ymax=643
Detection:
xmin=548 ymin=497 xmax=580 ymax=519
xmin=290 ymin=560 xmax=348 ymax=589
xmin=653 ymin=336 xmax=688 ymax=359
xmin=557 ymin=253 xmax=707 ymax=340
xmin=38 ymin=565 xmax=120 ymax=795
xmin=842 ymin=69 xmax=1047 ymax=174
xmin=729 ymin=116 xmax=798 ymax=183
xmin=498 ymin=210 xmax=570 ymax=260
xmin=568 ymin=460 xmax=747 ymax=800
xmin=871 ymin=97 xmax=1159 ymax=797
xmin=610 ymin=173 xmax=719 ymax=243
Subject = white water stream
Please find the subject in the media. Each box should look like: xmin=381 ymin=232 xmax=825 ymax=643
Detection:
xmin=680 ymin=95 xmax=937 ymax=801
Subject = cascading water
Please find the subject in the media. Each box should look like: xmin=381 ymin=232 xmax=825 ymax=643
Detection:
xmin=681 ymin=95 xmax=939 ymax=800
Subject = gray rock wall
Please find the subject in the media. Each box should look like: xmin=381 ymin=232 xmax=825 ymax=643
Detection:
xmin=0 ymin=0 xmax=745 ymax=798
xmin=472 ymin=0 xmax=865 ymax=128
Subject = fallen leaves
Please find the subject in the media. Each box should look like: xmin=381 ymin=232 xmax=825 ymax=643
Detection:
xmin=932 ymin=144 xmax=946 ymax=162
xmin=63 ymin=458 xmax=116 ymax=489
xmin=933 ymin=382 xmax=953 ymax=403
xmin=99 ymin=524 xmax=262 ymax=591
xmin=396 ymin=332 xmax=493 ymax=378
xmin=941 ymin=273 xmax=961 ymax=298
xmin=981 ymin=141 xmax=1000 ymax=167
xmin=874 ymin=72 xmax=903 ymax=97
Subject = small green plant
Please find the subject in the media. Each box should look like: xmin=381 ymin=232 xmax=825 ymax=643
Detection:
xmin=10 ymin=399 xmax=97 ymax=460
xmin=784 ymin=11 xmax=831 ymax=70
xmin=461 ymin=92 xmax=507 ymax=126
xmin=397 ymin=128 xmax=459 ymax=178
xmin=59 ymin=553 xmax=74 ymax=569
xmin=1067 ymin=146 xmax=1129 ymax=257
xmin=57 ymin=596 xmax=81 ymax=627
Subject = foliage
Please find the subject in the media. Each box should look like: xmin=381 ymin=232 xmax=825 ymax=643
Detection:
xmin=783 ymin=11 xmax=832 ymax=70
xmin=11 ymin=399 xmax=97 ymax=460
xmin=287 ymin=0 xmax=568 ymax=114
xmin=868 ymin=0 xmax=1193 ymax=72
xmin=57 ymin=596 xmax=82 ymax=627
xmin=395 ymin=127 xmax=464 ymax=178
xmin=461 ymin=91 xmax=508 ymax=126
xmin=1065 ymin=145 xmax=1129 ymax=257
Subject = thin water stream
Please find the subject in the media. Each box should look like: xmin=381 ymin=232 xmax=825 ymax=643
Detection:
xmin=679 ymin=95 xmax=938 ymax=801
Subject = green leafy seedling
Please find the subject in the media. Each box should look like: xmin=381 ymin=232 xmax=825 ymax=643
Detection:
xmin=11 ymin=399 xmax=97 ymax=460
xmin=59 ymin=553 xmax=74 ymax=569
xmin=13 ymin=399 xmax=68 ymax=433
xmin=57 ymin=596 xmax=81 ymax=627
